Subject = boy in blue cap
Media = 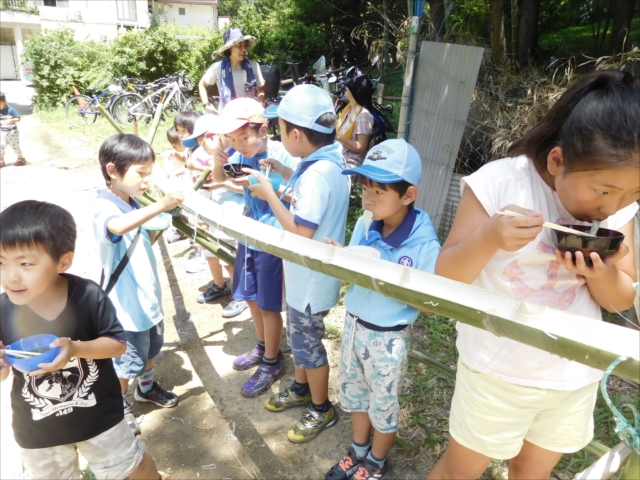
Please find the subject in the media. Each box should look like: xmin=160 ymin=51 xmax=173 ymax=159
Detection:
xmin=324 ymin=139 xmax=441 ymax=480
xmin=249 ymin=84 xmax=350 ymax=443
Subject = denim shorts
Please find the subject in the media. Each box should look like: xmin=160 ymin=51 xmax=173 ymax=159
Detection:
xmin=286 ymin=305 xmax=330 ymax=369
xmin=113 ymin=321 xmax=164 ymax=379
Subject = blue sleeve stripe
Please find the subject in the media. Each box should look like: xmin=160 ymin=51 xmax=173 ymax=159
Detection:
xmin=294 ymin=215 xmax=319 ymax=231
xmin=103 ymin=215 xmax=123 ymax=243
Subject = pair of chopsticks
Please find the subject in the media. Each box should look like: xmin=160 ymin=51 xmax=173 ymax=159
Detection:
xmin=264 ymin=163 xmax=271 ymax=180
xmin=496 ymin=210 xmax=597 ymax=237
xmin=3 ymin=349 xmax=44 ymax=358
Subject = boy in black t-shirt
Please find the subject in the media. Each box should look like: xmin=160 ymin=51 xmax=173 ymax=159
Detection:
xmin=0 ymin=201 xmax=169 ymax=480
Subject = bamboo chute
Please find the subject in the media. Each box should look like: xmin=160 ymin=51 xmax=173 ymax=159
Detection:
xmin=151 ymin=174 xmax=640 ymax=384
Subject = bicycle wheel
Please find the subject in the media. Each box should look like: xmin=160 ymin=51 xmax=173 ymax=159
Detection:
xmin=112 ymin=93 xmax=151 ymax=125
xmin=182 ymin=96 xmax=203 ymax=113
xmin=65 ymin=95 xmax=98 ymax=128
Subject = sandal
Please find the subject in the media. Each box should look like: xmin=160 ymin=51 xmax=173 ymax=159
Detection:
xmin=14 ymin=158 xmax=26 ymax=166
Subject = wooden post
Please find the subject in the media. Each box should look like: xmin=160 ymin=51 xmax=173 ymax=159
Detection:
xmin=133 ymin=121 xmax=139 ymax=137
xmin=71 ymin=85 xmax=86 ymax=107
xmin=145 ymin=97 xmax=165 ymax=145
xmin=95 ymin=103 xmax=124 ymax=134
xmin=397 ymin=15 xmax=420 ymax=140
xmin=510 ymin=0 xmax=519 ymax=65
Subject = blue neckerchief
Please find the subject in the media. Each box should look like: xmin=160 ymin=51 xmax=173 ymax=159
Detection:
xmin=358 ymin=208 xmax=417 ymax=261
xmin=220 ymin=58 xmax=256 ymax=107
xmin=280 ymin=142 xmax=343 ymax=200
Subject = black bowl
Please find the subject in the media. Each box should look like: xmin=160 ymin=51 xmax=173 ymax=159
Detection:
xmin=223 ymin=163 xmax=252 ymax=179
xmin=551 ymin=225 xmax=625 ymax=266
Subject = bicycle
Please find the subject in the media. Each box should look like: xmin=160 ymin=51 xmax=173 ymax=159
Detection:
xmin=111 ymin=73 xmax=199 ymax=125
xmin=65 ymin=79 xmax=130 ymax=128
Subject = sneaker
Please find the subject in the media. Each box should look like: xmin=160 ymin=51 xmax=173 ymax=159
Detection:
xmin=159 ymin=472 xmax=171 ymax=480
xmin=287 ymin=404 xmax=338 ymax=443
xmin=265 ymin=385 xmax=312 ymax=412
xmin=134 ymin=382 xmax=179 ymax=408
xmin=185 ymin=246 xmax=206 ymax=273
xmin=240 ymin=357 xmax=285 ymax=398
xmin=232 ymin=344 xmax=265 ymax=371
xmin=349 ymin=457 xmax=390 ymax=480
xmin=124 ymin=401 xmax=141 ymax=436
xmin=222 ymin=299 xmax=248 ymax=318
xmin=325 ymin=447 xmax=367 ymax=480
xmin=197 ymin=283 xmax=231 ymax=303
xmin=166 ymin=228 xmax=187 ymax=244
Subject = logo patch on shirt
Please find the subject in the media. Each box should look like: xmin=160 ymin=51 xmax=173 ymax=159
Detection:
xmin=398 ymin=256 xmax=413 ymax=267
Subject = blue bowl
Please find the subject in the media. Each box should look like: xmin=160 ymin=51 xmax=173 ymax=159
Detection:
xmin=5 ymin=334 xmax=60 ymax=374
xmin=248 ymin=172 xmax=282 ymax=191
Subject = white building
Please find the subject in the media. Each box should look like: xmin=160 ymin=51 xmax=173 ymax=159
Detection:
xmin=0 ymin=0 xmax=221 ymax=81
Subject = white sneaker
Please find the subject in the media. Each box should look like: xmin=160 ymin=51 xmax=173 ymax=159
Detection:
xmin=185 ymin=246 xmax=206 ymax=273
xmin=222 ymin=299 xmax=248 ymax=318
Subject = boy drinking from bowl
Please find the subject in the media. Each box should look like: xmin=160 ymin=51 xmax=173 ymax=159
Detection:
xmin=0 ymin=200 xmax=169 ymax=480
xmin=210 ymin=98 xmax=298 ymax=398
xmin=323 ymin=140 xmax=440 ymax=480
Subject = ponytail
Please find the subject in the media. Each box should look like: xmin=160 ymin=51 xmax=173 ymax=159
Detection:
xmin=508 ymin=69 xmax=640 ymax=174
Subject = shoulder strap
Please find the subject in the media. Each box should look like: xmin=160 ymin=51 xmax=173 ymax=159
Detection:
xmin=101 ymin=228 xmax=142 ymax=295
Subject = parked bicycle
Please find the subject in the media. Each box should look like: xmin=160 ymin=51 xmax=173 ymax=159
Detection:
xmin=64 ymin=78 xmax=136 ymax=128
xmin=111 ymin=73 xmax=199 ymax=125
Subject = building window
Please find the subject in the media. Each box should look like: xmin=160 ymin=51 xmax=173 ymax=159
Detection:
xmin=116 ymin=0 xmax=138 ymax=22
xmin=178 ymin=7 xmax=185 ymax=15
xmin=43 ymin=0 xmax=69 ymax=6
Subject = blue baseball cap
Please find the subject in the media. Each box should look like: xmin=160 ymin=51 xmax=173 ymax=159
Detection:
xmin=263 ymin=84 xmax=335 ymax=134
xmin=183 ymin=114 xmax=218 ymax=148
xmin=342 ymin=139 xmax=422 ymax=186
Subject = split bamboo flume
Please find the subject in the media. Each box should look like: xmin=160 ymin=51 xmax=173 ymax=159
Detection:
xmin=151 ymin=174 xmax=640 ymax=384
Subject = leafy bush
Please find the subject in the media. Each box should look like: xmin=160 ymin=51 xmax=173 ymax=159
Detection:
xmin=23 ymin=28 xmax=111 ymax=108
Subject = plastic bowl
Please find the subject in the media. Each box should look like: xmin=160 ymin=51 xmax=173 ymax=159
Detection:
xmin=142 ymin=212 xmax=172 ymax=231
xmin=223 ymin=163 xmax=252 ymax=179
xmin=551 ymin=225 xmax=625 ymax=266
xmin=248 ymin=172 xmax=282 ymax=191
xmin=5 ymin=334 xmax=60 ymax=374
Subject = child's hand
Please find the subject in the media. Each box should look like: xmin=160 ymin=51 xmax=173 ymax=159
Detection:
xmin=489 ymin=205 xmax=544 ymax=252
xmin=259 ymin=158 xmax=284 ymax=175
xmin=0 ymin=342 xmax=12 ymax=381
xmin=160 ymin=191 xmax=185 ymax=211
xmin=212 ymin=147 xmax=230 ymax=167
xmin=324 ymin=238 xmax=343 ymax=247
xmin=29 ymin=337 xmax=76 ymax=377
xmin=556 ymin=242 xmax=629 ymax=278
xmin=247 ymin=170 xmax=275 ymax=200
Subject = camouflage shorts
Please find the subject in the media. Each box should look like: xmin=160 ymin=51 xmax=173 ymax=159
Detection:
xmin=21 ymin=419 xmax=145 ymax=479
xmin=339 ymin=313 xmax=411 ymax=433
xmin=286 ymin=305 xmax=330 ymax=369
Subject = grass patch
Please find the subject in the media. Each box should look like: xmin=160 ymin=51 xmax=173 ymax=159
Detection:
xmin=539 ymin=17 xmax=640 ymax=57
xmin=35 ymin=107 xmax=175 ymax=161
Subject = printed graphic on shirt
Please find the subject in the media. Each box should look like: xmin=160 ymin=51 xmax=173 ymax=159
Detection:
xmin=398 ymin=256 xmax=413 ymax=267
xmin=502 ymin=216 xmax=583 ymax=309
xmin=22 ymin=358 xmax=98 ymax=421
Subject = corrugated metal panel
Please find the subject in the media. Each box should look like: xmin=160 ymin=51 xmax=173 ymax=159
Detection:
xmin=439 ymin=172 xmax=464 ymax=239
xmin=408 ymin=42 xmax=484 ymax=234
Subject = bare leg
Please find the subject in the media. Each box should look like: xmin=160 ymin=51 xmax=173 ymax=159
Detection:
xmin=508 ymin=440 xmax=562 ymax=480
xmin=206 ymin=257 xmax=226 ymax=288
xmin=427 ymin=437 xmax=492 ymax=480
xmin=128 ymin=452 xmax=160 ymax=480
xmin=247 ymin=300 xmax=265 ymax=343
xmin=224 ymin=265 xmax=234 ymax=281
xmin=371 ymin=429 xmax=396 ymax=460
xmin=261 ymin=309 xmax=283 ymax=358
xmin=351 ymin=412 xmax=372 ymax=444
xmin=305 ymin=364 xmax=329 ymax=405
xmin=119 ymin=378 xmax=129 ymax=395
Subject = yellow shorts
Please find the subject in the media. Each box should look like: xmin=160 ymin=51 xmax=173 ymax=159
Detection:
xmin=449 ymin=361 xmax=598 ymax=459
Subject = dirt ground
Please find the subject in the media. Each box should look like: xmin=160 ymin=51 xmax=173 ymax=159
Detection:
xmin=0 ymin=80 xmax=431 ymax=480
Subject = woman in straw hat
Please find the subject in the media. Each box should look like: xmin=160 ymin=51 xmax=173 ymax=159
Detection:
xmin=198 ymin=27 xmax=266 ymax=114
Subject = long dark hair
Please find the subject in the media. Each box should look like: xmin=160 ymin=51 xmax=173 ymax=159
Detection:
xmin=345 ymin=75 xmax=374 ymax=112
xmin=508 ymin=69 xmax=640 ymax=175
xmin=174 ymin=111 xmax=201 ymax=135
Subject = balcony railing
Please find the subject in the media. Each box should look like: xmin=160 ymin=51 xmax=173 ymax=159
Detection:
xmin=0 ymin=0 xmax=39 ymax=15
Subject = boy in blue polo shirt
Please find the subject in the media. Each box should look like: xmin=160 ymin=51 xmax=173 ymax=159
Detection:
xmin=210 ymin=98 xmax=298 ymax=397
xmin=248 ymin=85 xmax=350 ymax=444
xmin=324 ymin=139 xmax=441 ymax=480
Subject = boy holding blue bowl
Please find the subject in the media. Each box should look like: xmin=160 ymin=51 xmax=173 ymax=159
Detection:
xmin=0 ymin=200 xmax=169 ymax=479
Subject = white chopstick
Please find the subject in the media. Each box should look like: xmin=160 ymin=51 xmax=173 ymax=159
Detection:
xmin=496 ymin=210 xmax=597 ymax=237
xmin=265 ymin=163 xmax=271 ymax=179
xmin=3 ymin=349 xmax=44 ymax=358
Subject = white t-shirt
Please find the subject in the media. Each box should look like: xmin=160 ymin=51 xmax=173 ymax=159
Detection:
xmin=457 ymin=155 xmax=638 ymax=390
xmin=202 ymin=60 xmax=265 ymax=109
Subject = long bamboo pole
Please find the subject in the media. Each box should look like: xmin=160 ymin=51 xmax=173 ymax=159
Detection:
xmin=95 ymin=104 xmax=124 ymax=134
xmin=576 ymin=441 xmax=633 ymax=480
xmin=146 ymin=98 xmax=165 ymax=145
xmin=158 ymin=180 xmax=639 ymax=383
xmin=397 ymin=15 xmax=420 ymax=140
xmin=409 ymin=350 xmax=456 ymax=378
